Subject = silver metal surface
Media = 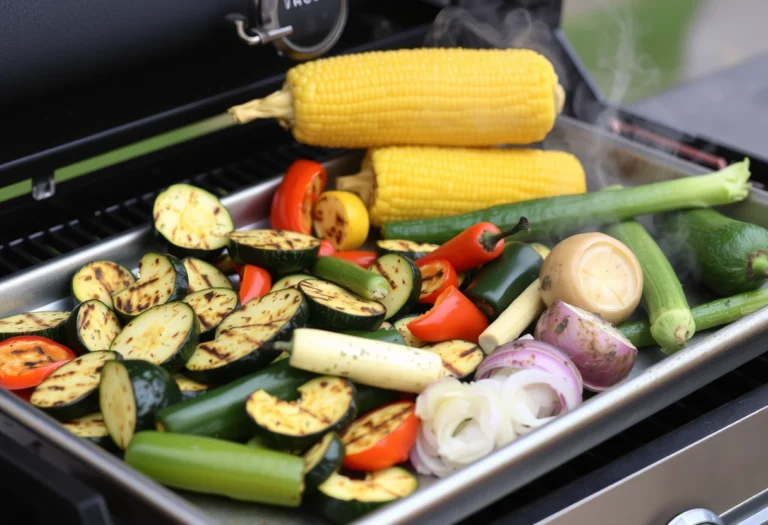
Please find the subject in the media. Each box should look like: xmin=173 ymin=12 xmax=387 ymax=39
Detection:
xmin=231 ymin=15 xmax=294 ymax=46
xmin=262 ymin=0 xmax=348 ymax=60
xmin=667 ymin=509 xmax=725 ymax=525
xmin=1 ymin=116 xmax=768 ymax=525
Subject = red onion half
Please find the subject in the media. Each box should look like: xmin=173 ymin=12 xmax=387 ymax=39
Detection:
xmin=534 ymin=300 xmax=638 ymax=392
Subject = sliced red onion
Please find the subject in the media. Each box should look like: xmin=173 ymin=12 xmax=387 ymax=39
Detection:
xmin=534 ymin=300 xmax=638 ymax=392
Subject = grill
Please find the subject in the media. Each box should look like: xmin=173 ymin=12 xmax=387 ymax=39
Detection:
xmin=3 ymin=1 xmax=768 ymax=524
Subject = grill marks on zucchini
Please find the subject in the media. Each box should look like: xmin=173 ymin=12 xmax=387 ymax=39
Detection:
xmin=112 ymin=253 xmax=188 ymax=320
xmin=0 ymin=311 xmax=70 ymax=343
xmin=110 ymin=302 xmax=199 ymax=372
xmin=30 ymin=351 xmax=121 ymax=421
xmin=183 ymin=257 xmax=233 ymax=292
xmin=341 ymin=401 xmax=414 ymax=456
xmin=66 ymin=300 xmax=122 ymax=355
xmin=182 ymin=288 xmax=239 ymax=339
xmin=246 ymin=376 xmax=357 ymax=449
xmin=423 ymin=340 xmax=484 ymax=379
xmin=304 ymin=432 xmax=345 ymax=494
xmin=376 ymin=240 xmax=438 ymax=260
xmin=228 ymin=229 xmax=320 ymax=274
xmin=369 ymin=255 xmax=421 ymax=320
xmin=173 ymin=374 xmax=212 ymax=401
xmin=153 ymin=184 xmax=234 ymax=260
xmin=393 ymin=315 xmax=427 ymax=348
xmin=299 ymin=279 xmax=386 ymax=332
xmin=62 ymin=413 xmax=119 ymax=453
xmin=71 ymin=261 xmax=136 ymax=309
xmin=271 ymin=274 xmax=313 ymax=292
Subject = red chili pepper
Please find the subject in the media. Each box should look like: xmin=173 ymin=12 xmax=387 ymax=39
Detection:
xmin=0 ymin=336 xmax=76 ymax=390
xmin=239 ymin=265 xmax=272 ymax=304
xmin=331 ymin=251 xmax=378 ymax=269
xmin=418 ymin=259 xmax=458 ymax=304
xmin=417 ymin=217 xmax=530 ymax=272
xmin=342 ymin=401 xmax=419 ymax=471
xmin=318 ymin=240 xmax=337 ymax=257
xmin=408 ymin=286 xmax=489 ymax=343
xmin=270 ymin=159 xmax=327 ymax=234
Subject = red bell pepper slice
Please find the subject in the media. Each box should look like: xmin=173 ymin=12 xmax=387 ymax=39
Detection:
xmin=417 ymin=217 xmax=530 ymax=272
xmin=408 ymin=286 xmax=489 ymax=343
xmin=330 ymin=251 xmax=378 ymax=269
xmin=342 ymin=401 xmax=419 ymax=471
xmin=270 ymin=159 xmax=327 ymax=234
xmin=318 ymin=240 xmax=337 ymax=257
xmin=417 ymin=259 xmax=458 ymax=304
xmin=10 ymin=388 xmax=34 ymax=402
xmin=239 ymin=265 xmax=272 ymax=304
xmin=0 ymin=336 xmax=76 ymax=390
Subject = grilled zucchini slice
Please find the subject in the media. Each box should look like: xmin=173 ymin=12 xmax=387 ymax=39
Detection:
xmin=182 ymin=257 xmax=233 ymax=292
xmin=99 ymin=359 xmax=181 ymax=450
xmin=112 ymin=253 xmax=188 ymax=321
xmin=31 ymin=351 xmax=122 ymax=421
xmin=0 ymin=311 xmax=70 ymax=343
xmin=62 ymin=413 xmax=121 ymax=453
xmin=173 ymin=374 xmax=213 ymax=401
xmin=375 ymin=240 xmax=439 ymax=260
xmin=304 ymin=432 xmax=345 ymax=494
xmin=228 ymin=229 xmax=320 ymax=274
xmin=299 ymin=279 xmax=386 ymax=332
xmin=271 ymin=274 xmax=313 ymax=292
xmin=153 ymin=184 xmax=234 ymax=260
xmin=184 ymin=288 xmax=308 ymax=384
xmin=65 ymin=300 xmax=122 ymax=355
xmin=246 ymin=376 xmax=357 ymax=450
xmin=182 ymin=288 xmax=239 ymax=341
xmin=71 ymin=260 xmax=136 ymax=309
xmin=393 ymin=314 xmax=427 ymax=348
xmin=110 ymin=302 xmax=199 ymax=372
xmin=423 ymin=340 xmax=484 ymax=380
xmin=315 ymin=468 xmax=418 ymax=525
xmin=368 ymin=254 xmax=421 ymax=320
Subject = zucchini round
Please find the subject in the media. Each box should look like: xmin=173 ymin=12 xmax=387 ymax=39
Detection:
xmin=182 ymin=288 xmax=239 ymax=341
xmin=228 ymin=229 xmax=320 ymax=274
xmin=0 ymin=311 xmax=70 ymax=343
xmin=393 ymin=314 xmax=427 ymax=348
xmin=271 ymin=274 xmax=313 ymax=292
xmin=304 ymin=432 xmax=345 ymax=494
xmin=375 ymin=240 xmax=439 ymax=260
xmin=71 ymin=260 xmax=136 ymax=309
xmin=99 ymin=359 xmax=182 ymax=450
xmin=299 ymin=279 xmax=386 ymax=332
xmin=30 ymin=350 xmax=122 ymax=421
xmin=62 ymin=413 xmax=121 ymax=454
xmin=110 ymin=302 xmax=199 ymax=372
xmin=423 ymin=340 xmax=484 ymax=380
xmin=153 ymin=184 xmax=234 ymax=261
xmin=368 ymin=254 xmax=421 ymax=320
xmin=173 ymin=374 xmax=213 ymax=401
xmin=65 ymin=299 xmax=122 ymax=355
xmin=245 ymin=376 xmax=357 ymax=450
xmin=182 ymin=257 xmax=234 ymax=292
xmin=112 ymin=253 xmax=188 ymax=322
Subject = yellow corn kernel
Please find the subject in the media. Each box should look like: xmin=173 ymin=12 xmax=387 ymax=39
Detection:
xmin=228 ymin=48 xmax=564 ymax=148
xmin=336 ymin=146 xmax=586 ymax=227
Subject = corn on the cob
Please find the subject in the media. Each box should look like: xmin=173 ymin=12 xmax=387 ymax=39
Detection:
xmin=228 ymin=48 xmax=565 ymax=149
xmin=335 ymin=146 xmax=586 ymax=227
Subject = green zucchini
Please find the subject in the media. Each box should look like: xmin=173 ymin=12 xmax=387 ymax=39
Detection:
xmin=382 ymin=159 xmax=752 ymax=243
xmin=155 ymin=358 xmax=316 ymax=441
xmin=344 ymin=329 xmax=405 ymax=345
xmin=181 ymin=288 xmax=239 ymax=341
xmin=312 ymin=256 xmax=391 ymax=301
xmin=30 ymin=351 xmax=122 ymax=421
xmin=99 ymin=360 xmax=182 ymax=449
xmin=423 ymin=340 xmax=484 ymax=380
xmin=153 ymin=184 xmax=234 ymax=261
xmin=304 ymin=432 xmax=345 ymax=494
xmin=353 ymin=384 xmax=402 ymax=416
xmin=110 ymin=302 xmax=199 ymax=372
xmin=375 ymin=240 xmax=438 ymax=260
xmin=393 ymin=314 xmax=427 ymax=348
xmin=655 ymin=208 xmax=768 ymax=296
xmin=62 ymin=413 xmax=121 ymax=454
xmin=112 ymin=252 xmax=188 ymax=322
xmin=299 ymin=279 xmax=386 ymax=332
xmin=182 ymin=257 xmax=233 ymax=292
xmin=246 ymin=376 xmax=356 ymax=449
xmin=606 ymin=220 xmax=695 ymax=354
xmin=315 ymin=467 xmax=418 ymax=524
xmin=619 ymin=286 xmax=768 ymax=347
xmin=464 ymin=241 xmax=544 ymax=319
xmin=184 ymin=287 xmax=308 ymax=384
xmin=65 ymin=299 xmax=122 ymax=355
xmin=173 ymin=374 xmax=213 ymax=401
xmin=228 ymin=229 xmax=320 ymax=274
xmin=368 ymin=254 xmax=421 ymax=319
xmin=0 ymin=311 xmax=70 ymax=343
xmin=71 ymin=260 xmax=136 ymax=309
xmin=271 ymin=274 xmax=313 ymax=292
xmin=125 ymin=431 xmax=304 ymax=507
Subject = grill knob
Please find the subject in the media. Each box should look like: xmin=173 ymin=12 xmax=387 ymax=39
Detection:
xmin=667 ymin=508 xmax=725 ymax=525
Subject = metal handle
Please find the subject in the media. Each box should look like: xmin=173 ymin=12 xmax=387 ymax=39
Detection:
xmin=227 ymin=14 xmax=293 ymax=46
xmin=667 ymin=508 xmax=726 ymax=525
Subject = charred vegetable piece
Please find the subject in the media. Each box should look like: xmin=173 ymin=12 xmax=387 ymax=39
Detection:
xmin=299 ymin=279 xmax=386 ymax=332
xmin=112 ymin=253 xmax=188 ymax=322
xmin=99 ymin=360 xmax=181 ymax=450
xmin=182 ymin=257 xmax=233 ymax=292
xmin=367 ymin=254 xmax=421 ymax=320
xmin=71 ymin=261 xmax=136 ymax=309
xmin=314 ymin=467 xmax=418 ymax=525
xmin=184 ymin=288 xmax=308 ymax=384
xmin=423 ymin=340 xmax=484 ymax=380
xmin=271 ymin=274 xmax=313 ymax=292
xmin=418 ymin=260 xmax=459 ymax=304
xmin=153 ymin=184 xmax=234 ymax=261
xmin=62 ymin=413 xmax=120 ymax=453
xmin=375 ymin=240 xmax=439 ymax=260
xmin=30 ymin=351 xmax=121 ymax=421
xmin=393 ymin=315 xmax=427 ymax=348
xmin=125 ymin=431 xmax=304 ymax=507
xmin=173 ymin=374 xmax=213 ymax=402
xmin=312 ymin=256 xmax=391 ymax=302
xmin=65 ymin=300 xmax=122 ymax=355
xmin=304 ymin=432 xmax=345 ymax=494
xmin=0 ymin=311 xmax=70 ymax=344
xmin=246 ymin=376 xmax=356 ymax=450
xmin=0 ymin=336 xmax=75 ymax=390
xmin=228 ymin=229 xmax=320 ymax=274
xmin=182 ymin=288 xmax=239 ymax=341
xmin=271 ymin=159 xmax=327 ymax=235
xmin=312 ymin=191 xmax=370 ymax=251
xmin=110 ymin=302 xmax=199 ymax=373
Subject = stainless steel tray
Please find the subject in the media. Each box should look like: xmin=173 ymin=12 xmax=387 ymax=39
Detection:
xmin=2 ymin=115 xmax=768 ymax=525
